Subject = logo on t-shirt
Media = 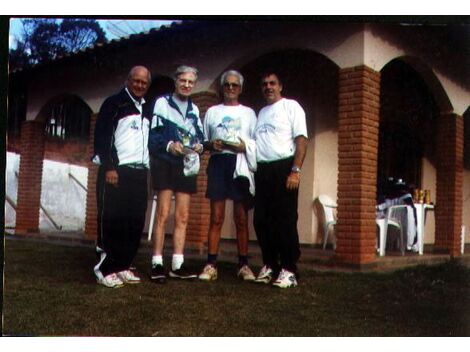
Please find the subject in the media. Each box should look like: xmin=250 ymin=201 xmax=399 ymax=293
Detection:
xmin=256 ymin=123 xmax=276 ymax=134
xmin=216 ymin=116 xmax=241 ymax=142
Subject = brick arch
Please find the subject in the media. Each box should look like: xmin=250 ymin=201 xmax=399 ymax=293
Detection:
xmin=379 ymin=58 xmax=465 ymax=257
xmin=208 ymin=47 xmax=339 ymax=92
xmin=209 ymin=48 xmax=339 ymax=115
xmin=34 ymin=93 xmax=92 ymax=123
xmin=378 ymin=58 xmax=441 ymax=191
xmin=32 ymin=94 xmax=93 ymax=166
xmin=382 ymin=56 xmax=453 ymax=114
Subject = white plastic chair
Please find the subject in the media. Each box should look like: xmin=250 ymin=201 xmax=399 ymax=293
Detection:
xmin=376 ymin=204 xmax=407 ymax=256
xmin=317 ymin=195 xmax=337 ymax=250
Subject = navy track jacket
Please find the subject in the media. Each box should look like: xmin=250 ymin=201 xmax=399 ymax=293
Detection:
xmin=93 ymin=88 xmax=151 ymax=170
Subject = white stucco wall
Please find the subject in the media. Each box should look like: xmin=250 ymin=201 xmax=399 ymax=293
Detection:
xmin=40 ymin=159 xmax=88 ymax=231
xmin=5 ymin=152 xmax=88 ymax=232
xmin=5 ymin=152 xmax=20 ymax=230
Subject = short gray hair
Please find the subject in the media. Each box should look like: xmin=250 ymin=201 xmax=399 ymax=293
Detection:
xmin=220 ymin=70 xmax=244 ymax=88
xmin=174 ymin=65 xmax=198 ymax=80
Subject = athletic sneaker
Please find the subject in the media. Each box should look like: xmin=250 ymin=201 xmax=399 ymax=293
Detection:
xmin=407 ymin=244 xmax=419 ymax=253
xmin=254 ymin=265 xmax=273 ymax=284
xmin=97 ymin=273 xmax=124 ymax=288
xmin=117 ymin=270 xmax=141 ymax=284
xmin=169 ymin=264 xmax=197 ymax=279
xmin=272 ymin=269 xmax=298 ymax=288
xmin=237 ymin=265 xmax=255 ymax=281
xmin=150 ymin=264 xmax=167 ymax=284
xmin=198 ymin=264 xmax=218 ymax=281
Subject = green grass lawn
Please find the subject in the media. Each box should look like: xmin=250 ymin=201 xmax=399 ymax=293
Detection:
xmin=2 ymin=237 xmax=470 ymax=336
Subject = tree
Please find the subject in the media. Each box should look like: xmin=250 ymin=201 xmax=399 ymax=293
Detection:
xmin=59 ymin=19 xmax=106 ymax=53
xmin=9 ymin=18 xmax=106 ymax=71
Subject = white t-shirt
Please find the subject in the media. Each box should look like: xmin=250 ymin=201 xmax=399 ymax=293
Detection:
xmin=255 ymin=98 xmax=308 ymax=162
xmin=203 ymin=104 xmax=257 ymax=155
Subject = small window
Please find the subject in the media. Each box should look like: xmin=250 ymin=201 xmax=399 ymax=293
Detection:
xmin=44 ymin=96 xmax=92 ymax=141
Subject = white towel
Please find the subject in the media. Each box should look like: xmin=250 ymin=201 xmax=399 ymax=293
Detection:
xmin=233 ymin=137 xmax=257 ymax=196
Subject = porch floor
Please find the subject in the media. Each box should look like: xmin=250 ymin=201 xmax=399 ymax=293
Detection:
xmin=5 ymin=230 xmax=470 ymax=273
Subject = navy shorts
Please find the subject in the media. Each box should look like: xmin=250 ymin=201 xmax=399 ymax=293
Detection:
xmin=206 ymin=153 xmax=252 ymax=202
xmin=151 ymin=156 xmax=197 ymax=194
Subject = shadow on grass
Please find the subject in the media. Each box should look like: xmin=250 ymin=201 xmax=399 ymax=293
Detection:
xmin=3 ymin=238 xmax=470 ymax=336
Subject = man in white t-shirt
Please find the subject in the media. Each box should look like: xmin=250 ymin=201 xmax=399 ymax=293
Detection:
xmin=253 ymin=72 xmax=308 ymax=288
xmin=198 ymin=70 xmax=257 ymax=282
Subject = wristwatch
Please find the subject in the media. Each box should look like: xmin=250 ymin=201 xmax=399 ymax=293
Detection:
xmin=291 ymin=166 xmax=301 ymax=173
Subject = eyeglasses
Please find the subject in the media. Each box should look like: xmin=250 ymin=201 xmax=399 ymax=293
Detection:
xmin=223 ymin=82 xmax=241 ymax=89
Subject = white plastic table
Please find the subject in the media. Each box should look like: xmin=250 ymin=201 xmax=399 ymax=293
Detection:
xmin=414 ymin=203 xmax=434 ymax=255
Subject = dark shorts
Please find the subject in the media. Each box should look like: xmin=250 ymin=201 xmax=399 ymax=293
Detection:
xmin=206 ymin=153 xmax=252 ymax=202
xmin=151 ymin=156 xmax=197 ymax=194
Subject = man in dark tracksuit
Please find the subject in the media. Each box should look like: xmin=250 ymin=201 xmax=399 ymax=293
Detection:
xmin=93 ymin=66 xmax=152 ymax=288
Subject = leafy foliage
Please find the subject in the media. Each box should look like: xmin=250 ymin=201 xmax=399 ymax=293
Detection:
xmin=9 ymin=18 xmax=106 ymax=71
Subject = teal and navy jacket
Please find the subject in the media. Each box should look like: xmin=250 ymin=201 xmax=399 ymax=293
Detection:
xmin=148 ymin=94 xmax=203 ymax=164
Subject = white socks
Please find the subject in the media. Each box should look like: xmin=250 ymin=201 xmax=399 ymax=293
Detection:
xmin=172 ymin=254 xmax=184 ymax=271
xmin=151 ymin=255 xmax=163 ymax=267
xmin=152 ymin=254 xmax=184 ymax=271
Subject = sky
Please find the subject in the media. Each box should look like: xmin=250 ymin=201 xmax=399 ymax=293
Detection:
xmin=8 ymin=18 xmax=179 ymax=50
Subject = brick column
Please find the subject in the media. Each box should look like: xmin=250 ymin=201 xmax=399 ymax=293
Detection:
xmin=84 ymin=114 xmax=98 ymax=240
xmin=435 ymin=113 xmax=464 ymax=256
xmin=335 ymin=66 xmax=380 ymax=266
xmin=15 ymin=120 xmax=45 ymax=234
xmin=186 ymin=91 xmax=219 ymax=250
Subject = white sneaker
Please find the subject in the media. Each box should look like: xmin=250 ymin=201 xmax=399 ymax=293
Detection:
xmin=237 ymin=265 xmax=255 ymax=281
xmin=198 ymin=264 xmax=218 ymax=281
xmin=272 ymin=269 xmax=298 ymax=288
xmin=97 ymin=273 xmax=124 ymax=288
xmin=117 ymin=270 xmax=141 ymax=284
xmin=407 ymin=244 xmax=419 ymax=253
xmin=254 ymin=265 xmax=273 ymax=284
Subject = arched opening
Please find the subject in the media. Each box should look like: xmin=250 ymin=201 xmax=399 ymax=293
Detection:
xmin=378 ymin=59 xmax=440 ymax=200
xmin=212 ymin=49 xmax=339 ymax=245
xmin=37 ymin=95 xmax=92 ymax=142
xmin=34 ymin=94 xmax=94 ymax=166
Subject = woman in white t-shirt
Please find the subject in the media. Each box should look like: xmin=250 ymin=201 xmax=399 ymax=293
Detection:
xmin=198 ymin=70 xmax=257 ymax=282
